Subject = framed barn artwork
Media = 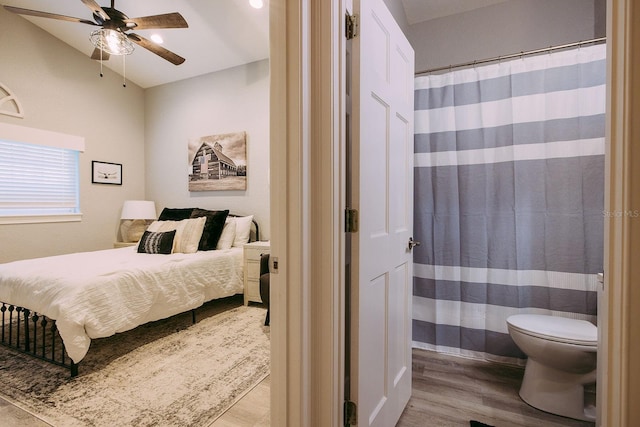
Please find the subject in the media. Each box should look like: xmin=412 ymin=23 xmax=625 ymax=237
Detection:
xmin=188 ymin=131 xmax=247 ymax=191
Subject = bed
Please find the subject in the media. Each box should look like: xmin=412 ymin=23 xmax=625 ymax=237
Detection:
xmin=0 ymin=209 xmax=259 ymax=376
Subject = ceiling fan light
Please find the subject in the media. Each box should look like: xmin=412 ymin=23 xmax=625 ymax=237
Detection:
xmin=249 ymin=0 xmax=264 ymax=9
xmin=90 ymin=29 xmax=134 ymax=56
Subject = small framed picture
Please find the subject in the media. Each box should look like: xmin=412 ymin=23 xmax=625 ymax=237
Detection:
xmin=92 ymin=161 xmax=122 ymax=185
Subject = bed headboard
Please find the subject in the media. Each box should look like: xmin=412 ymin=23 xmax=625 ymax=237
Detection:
xmin=228 ymin=213 xmax=260 ymax=242
xmin=157 ymin=208 xmax=260 ymax=243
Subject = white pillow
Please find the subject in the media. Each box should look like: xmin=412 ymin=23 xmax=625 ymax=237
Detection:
xmin=216 ymin=220 xmax=237 ymax=250
xmin=232 ymin=215 xmax=254 ymax=247
xmin=147 ymin=216 xmax=206 ymax=254
xmin=174 ymin=216 xmax=206 ymax=253
xmin=146 ymin=220 xmax=174 ymax=233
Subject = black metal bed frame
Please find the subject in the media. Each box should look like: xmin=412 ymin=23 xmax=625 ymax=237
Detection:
xmin=0 ymin=301 xmax=199 ymax=377
xmin=0 ymin=216 xmax=260 ymax=378
xmin=0 ymin=302 xmax=79 ymax=376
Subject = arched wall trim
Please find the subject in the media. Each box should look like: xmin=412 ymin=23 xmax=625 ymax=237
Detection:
xmin=0 ymin=82 xmax=24 ymax=119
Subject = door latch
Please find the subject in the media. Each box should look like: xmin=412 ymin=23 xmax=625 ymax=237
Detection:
xmin=408 ymin=237 xmax=421 ymax=251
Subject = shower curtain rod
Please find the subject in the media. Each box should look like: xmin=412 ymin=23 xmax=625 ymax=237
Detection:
xmin=415 ymin=37 xmax=606 ymax=76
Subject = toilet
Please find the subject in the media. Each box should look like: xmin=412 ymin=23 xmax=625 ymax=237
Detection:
xmin=506 ymin=314 xmax=597 ymax=422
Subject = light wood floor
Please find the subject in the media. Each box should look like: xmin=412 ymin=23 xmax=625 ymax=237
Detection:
xmin=1 ymin=349 xmax=596 ymax=426
xmin=397 ymin=348 xmax=595 ymax=427
xmin=0 ymin=396 xmax=50 ymax=427
xmin=211 ymin=376 xmax=270 ymax=427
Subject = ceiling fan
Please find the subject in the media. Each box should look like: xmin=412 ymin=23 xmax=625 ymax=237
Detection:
xmin=3 ymin=0 xmax=188 ymax=65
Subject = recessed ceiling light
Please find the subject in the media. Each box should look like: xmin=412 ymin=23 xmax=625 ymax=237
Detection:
xmin=249 ymin=0 xmax=264 ymax=9
xmin=150 ymin=34 xmax=163 ymax=44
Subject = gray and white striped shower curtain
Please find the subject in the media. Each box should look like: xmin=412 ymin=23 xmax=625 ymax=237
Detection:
xmin=412 ymin=44 xmax=605 ymax=364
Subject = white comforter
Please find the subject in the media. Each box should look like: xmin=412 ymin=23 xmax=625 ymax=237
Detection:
xmin=0 ymin=247 xmax=244 ymax=363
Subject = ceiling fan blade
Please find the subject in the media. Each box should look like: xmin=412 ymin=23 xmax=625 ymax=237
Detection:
xmin=3 ymin=5 xmax=98 ymax=26
xmin=90 ymin=48 xmax=110 ymax=61
xmin=127 ymin=33 xmax=185 ymax=65
xmin=124 ymin=12 xmax=188 ymax=30
xmin=80 ymin=0 xmax=110 ymax=22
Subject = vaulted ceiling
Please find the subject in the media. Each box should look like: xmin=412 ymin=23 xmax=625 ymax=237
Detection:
xmin=2 ymin=0 xmax=508 ymax=88
xmin=2 ymin=0 xmax=269 ymax=88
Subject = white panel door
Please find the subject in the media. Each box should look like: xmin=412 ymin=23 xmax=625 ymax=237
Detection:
xmin=350 ymin=0 xmax=415 ymax=425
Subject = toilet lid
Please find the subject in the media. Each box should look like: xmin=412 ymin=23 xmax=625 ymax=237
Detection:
xmin=507 ymin=314 xmax=597 ymax=346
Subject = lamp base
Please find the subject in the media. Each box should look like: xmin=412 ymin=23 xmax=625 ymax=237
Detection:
xmin=120 ymin=219 xmax=148 ymax=243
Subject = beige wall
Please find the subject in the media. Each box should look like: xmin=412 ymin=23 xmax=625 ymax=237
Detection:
xmin=382 ymin=0 xmax=409 ymax=35
xmin=0 ymin=9 xmax=270 ymax=262
xmin=144 ymin=59 xmax=271 ymax=239
xmin=406 ymin=0 xmax=599 ymax=73
xmin=0 ymin=8 xmax=145 ymax=262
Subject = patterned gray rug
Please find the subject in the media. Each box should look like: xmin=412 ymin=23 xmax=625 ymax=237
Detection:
xmin=0 ymin=296 xmax=270 ymax=426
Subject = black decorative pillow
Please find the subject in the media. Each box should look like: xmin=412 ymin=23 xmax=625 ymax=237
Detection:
xmin=137 ymin=230 xmax=176 ymax=254
xmin=190 ymin=209 xmax=229 ymax=251
xmin=158 ymin=207 xmax=195 ymax=221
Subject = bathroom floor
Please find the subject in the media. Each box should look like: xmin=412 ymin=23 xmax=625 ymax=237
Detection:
xmin=398 ymin=348 xmax=595 ymax=427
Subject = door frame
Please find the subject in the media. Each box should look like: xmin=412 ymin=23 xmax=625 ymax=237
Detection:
xmin=600 ymin=0 xmax=640 ymax=425
xmin=270 ymin=0 xmax=640 ymax=426
xmin=269 ymin=0 xmax=345 ymax=426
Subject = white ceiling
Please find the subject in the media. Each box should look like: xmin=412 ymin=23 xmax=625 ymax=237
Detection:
xmin=400 ymin=0 xmax=510 ymax=25
xmin=3 ymin=0 xmax=508 ymax=89
xmin=2 ymin=0 xmax=270 ymax=89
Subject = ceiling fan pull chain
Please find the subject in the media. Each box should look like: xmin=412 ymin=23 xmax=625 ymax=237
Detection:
xmin=122 ymin=54 xmax=127 ymax=88
xmin=99 ymin=48 xmax=104 ymax=78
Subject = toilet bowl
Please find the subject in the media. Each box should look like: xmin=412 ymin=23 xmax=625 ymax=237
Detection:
xmin=506 ymin=314 xmax=597 ymax=422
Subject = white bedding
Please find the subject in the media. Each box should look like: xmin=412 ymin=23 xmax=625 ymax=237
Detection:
xmin=0 ymin=246 xmax=244 ymax=363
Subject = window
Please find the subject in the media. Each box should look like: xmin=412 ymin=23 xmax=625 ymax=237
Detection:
xmin=0 ymin=123 xmax=84 ymax=224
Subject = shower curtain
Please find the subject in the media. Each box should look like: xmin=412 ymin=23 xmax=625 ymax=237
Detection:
xmin=412 ymin=44 xmax=605 ymax=364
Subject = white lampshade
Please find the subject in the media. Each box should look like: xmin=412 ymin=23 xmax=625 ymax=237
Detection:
xmin=120 ymin=200 xmax=157 ymax=220
xmin=120 ymin=200 xmax=158 ymax=219
xmin=119 ymin=200 xmax=157 ymax=243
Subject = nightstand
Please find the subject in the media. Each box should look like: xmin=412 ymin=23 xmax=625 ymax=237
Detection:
xmin=243 ymin=241 xmax=270 ymax=305
xmin=113 ymin=241 xmax=137 ymax=248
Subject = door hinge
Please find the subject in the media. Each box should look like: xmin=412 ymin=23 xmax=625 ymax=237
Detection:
xmin=345 ymin=208 xmax=359 ymax=233
xmin=344 ymin=400 xmax=357 ymax=426
xmin=346 ymin=13 xmax=359 ymax=40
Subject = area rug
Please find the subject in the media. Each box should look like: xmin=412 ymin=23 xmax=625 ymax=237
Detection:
xmin=0 ymin=296 xmax=270 ymax=426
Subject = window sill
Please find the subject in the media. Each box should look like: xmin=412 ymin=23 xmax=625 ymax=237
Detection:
xmin=0 ymin=213 xmax=83 ymax=225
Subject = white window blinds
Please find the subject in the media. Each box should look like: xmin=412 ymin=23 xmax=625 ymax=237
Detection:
xmin=0 ymin=139 xmax=81 ymax=218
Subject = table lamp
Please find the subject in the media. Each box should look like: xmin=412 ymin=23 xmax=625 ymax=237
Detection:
xmin=120 ymin=200 xmax=157 ymax=243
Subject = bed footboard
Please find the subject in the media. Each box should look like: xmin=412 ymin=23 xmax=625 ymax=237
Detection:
xmin=0 ymin=302 xmax=78 ymax=377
